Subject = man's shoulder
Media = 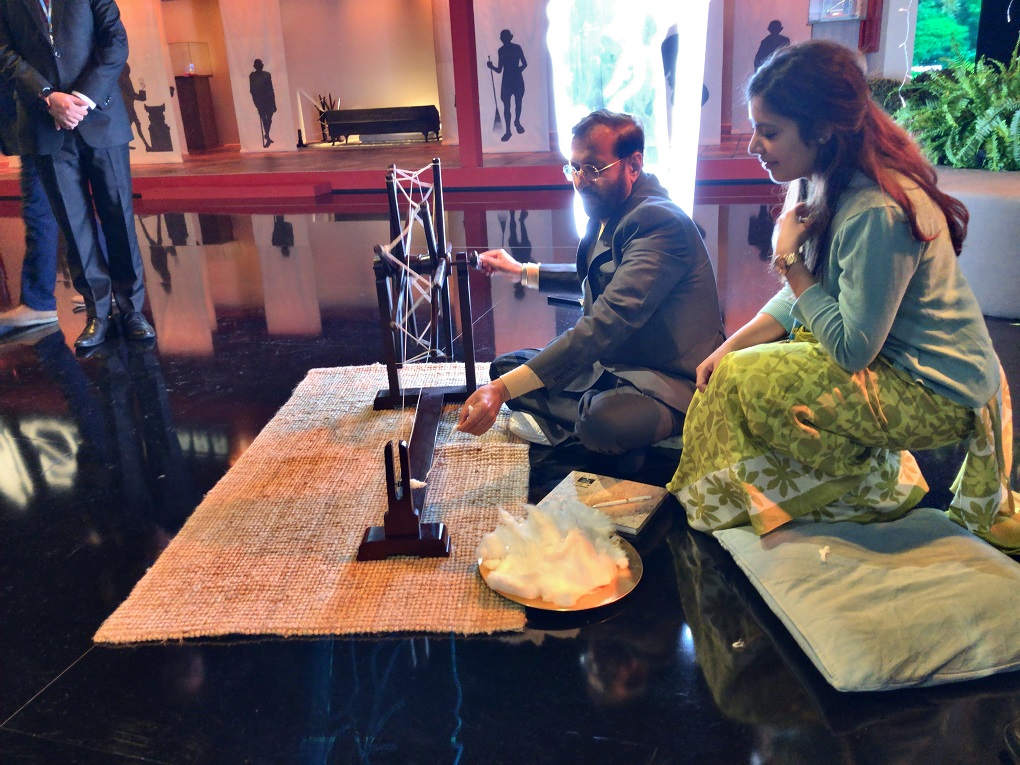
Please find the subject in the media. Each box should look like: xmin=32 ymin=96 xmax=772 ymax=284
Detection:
xmin=628 ymin=174 xmax=685 ymax=210
xmin=623 ymin=187 xmax=691 ymax=227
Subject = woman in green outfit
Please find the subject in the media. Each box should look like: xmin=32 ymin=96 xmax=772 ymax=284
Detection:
xmin=667 ymin=39 xmax=1020 ymax=551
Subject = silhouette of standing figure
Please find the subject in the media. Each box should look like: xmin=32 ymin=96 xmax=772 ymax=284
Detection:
xmin=487 ymin=29 xmax=527 ymax=142
xmin=249 ymin=59 xmax=277 ymax=148
xmin=118 ymin=63 xmax=149 ymax=151
xmin=754 ymin=20 xmax=790 ymax=70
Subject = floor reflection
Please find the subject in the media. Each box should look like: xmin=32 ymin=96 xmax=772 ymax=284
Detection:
xmin=0 ymin=187 xmax=1018 ymax=763
xmin=71 ymin=199 xmax=799 ymax=357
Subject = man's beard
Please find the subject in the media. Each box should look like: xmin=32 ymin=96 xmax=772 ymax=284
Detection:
xmin=579 ymin=189 xmax=613 ymax=220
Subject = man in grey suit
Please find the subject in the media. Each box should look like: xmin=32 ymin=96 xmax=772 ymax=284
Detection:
xmin=0 ymin=0 xmax=154 ymax=348
xmin=458 ymin=110 xmax=724 ymax=463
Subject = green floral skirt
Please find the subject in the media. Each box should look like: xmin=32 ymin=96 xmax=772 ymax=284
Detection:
xmin=667 ymin=330 xmax=1020 ymax=552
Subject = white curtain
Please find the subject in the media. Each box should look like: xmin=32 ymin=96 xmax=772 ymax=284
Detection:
xmin=474 ymin=0 xmax=552 ymax=153
xmin=730 ymin=0 xmax=811 ymax=135
xmin=218 ymin=0 xmax=297 ymax=153
xmin=118 ymin=0 xmax=184 ymax=164
xmin=700 ymin=0 xmax=724 ymax=147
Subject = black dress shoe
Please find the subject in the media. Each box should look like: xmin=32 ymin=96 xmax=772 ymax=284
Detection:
xmin=121 ymin=312 xmax=156 ymax=341
xmin=74 ymin=316 xmax=110 ymax=348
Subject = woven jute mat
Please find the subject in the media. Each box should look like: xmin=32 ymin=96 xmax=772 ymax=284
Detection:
xmin=95 ymin=363 xmax=528 ymax=644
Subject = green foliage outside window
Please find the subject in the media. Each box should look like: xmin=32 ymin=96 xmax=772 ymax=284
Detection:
xmin=913 ymin=0 xmax=981 ymax=68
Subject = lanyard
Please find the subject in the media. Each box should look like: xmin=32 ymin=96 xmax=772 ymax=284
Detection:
xmin=38 ymin=0 xmax=53 ymax=47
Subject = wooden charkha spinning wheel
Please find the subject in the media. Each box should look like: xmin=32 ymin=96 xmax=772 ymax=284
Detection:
xmin=357 ymin=158 xmax=479 ymax=561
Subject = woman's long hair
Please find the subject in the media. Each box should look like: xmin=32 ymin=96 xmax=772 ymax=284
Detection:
xmin=747 ymin=40 xmax=968 ymax=276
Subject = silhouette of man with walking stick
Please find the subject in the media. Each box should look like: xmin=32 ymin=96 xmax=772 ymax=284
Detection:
xmin=487 ymin=29 xmax=527 ymax=143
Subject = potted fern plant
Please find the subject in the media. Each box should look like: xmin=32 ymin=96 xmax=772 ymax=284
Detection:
xmin=895 ymin=41 xmax=1020 ymax=170
xmin=891 ymin=42 xmax=1020 ymax=320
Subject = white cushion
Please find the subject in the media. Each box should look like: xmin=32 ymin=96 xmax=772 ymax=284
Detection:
xmin=714 ymin=508 xmax=1020 ymax=692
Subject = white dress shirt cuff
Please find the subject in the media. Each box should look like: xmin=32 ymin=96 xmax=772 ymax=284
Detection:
xmin=499 ymin=365 xmax=543 ymax=400
xmin=72 ymin=91 xmax=96 ymax=110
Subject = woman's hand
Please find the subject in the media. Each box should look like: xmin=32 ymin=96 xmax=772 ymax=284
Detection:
xmin=773 ymin=202 xmax=818 ymax=296
xmin=477 ymin=249 xmax=523 ymax=281
xmin=774 ymin=201 xmax=811 ymax=259
xmin=695 ymin=313 xmax=790 ymax=391
xmin=696 ymin=345 xmax=730 ymax=391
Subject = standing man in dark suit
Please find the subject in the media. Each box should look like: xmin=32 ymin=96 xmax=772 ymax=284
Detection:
xmin=458 ymin=110 xmax=724 ymax=466
xmin=0 ymin=0 xmax=155 ymax=348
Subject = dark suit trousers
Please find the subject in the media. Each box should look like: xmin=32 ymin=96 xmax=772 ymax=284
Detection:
xmin=35 ymin=130 xmax=145 ymax=319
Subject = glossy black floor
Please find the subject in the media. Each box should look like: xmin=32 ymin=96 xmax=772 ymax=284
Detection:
xmin=1 ymin=189 xmax=1019 ymax=765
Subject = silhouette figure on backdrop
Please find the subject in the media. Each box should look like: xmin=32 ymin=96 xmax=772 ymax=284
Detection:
xmin=487 ymin=30 xmax=527 ymax=142
xmin=143 ymin=104 xmax=173 ymax=152
xmin=661 ymin=26 xmax=678 ymax=109
xmin=249 ymin=59 xmax=277 ymax=148
xmin=118 ymin=63 xmax=149 ymax=151
xmin=754 ymin=20 xmax=791 ymax=70
xmin=661 ymin=26 xmax=679 ymax=140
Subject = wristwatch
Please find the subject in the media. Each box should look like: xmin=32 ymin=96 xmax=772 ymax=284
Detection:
xmin=772 ymin=249 xmax=801 ymax=276
xmin=38 ymin=86 xmax=53 ymax=107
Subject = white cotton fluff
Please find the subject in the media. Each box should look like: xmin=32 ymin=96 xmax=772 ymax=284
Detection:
xmin=477 ymin=500 xmax=630 ymax=607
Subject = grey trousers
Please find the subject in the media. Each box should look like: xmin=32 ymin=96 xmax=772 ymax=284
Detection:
xmin=491 ymin=350 xmax=683 ymax=454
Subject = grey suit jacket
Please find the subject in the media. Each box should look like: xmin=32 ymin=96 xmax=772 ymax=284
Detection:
xmin=0 ymin=0 xmax=132 ymax=155
xmin=528 ymin=173 xmax=725 ymax=414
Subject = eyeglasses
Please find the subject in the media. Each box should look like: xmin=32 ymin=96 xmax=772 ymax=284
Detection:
xmin=562 ymin=157 xmax=625 ymax=182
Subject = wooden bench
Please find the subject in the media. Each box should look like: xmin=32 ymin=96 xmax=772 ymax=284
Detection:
xmin=323 ymin=105 xmax=441 ymax=144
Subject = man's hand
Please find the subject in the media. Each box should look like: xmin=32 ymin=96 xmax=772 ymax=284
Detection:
xmin=456 ymin=380 xmax=510 ymax=436
xmin=477 ymin=249 xmax=523 ymax=282
xmin=46 ymin=91 xmax=90 ymax=130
